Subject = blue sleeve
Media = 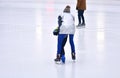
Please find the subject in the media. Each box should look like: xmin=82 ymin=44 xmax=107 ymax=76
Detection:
xmin=58 ymin=15 xmax=62 ymax=27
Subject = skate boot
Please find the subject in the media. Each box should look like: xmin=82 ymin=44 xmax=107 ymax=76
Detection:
xmin=71 ymin=53 xmax=76 ymax=60
xmin=54 ymin=54 xmax=61 ymax=64
xmin=61 ymin=55 xmax=65 ymax=63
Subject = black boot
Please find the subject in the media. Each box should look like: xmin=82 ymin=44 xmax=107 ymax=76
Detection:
xmin=71 ymin=53 xmax=76 ymax=60
xmin=54 ymin=54 xmax=61 ymax=63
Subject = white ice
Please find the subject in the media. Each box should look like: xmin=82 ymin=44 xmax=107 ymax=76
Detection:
xmin=0 ymin=0 xmax=120 ymax=78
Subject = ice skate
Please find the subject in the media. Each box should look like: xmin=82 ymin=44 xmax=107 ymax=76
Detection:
xmin=54 ymin=54 xmax=61 ymax=64
xmin=76 ymin=23 xmax=85 ymax=28
xmin=71 ymin=53 xmax=76 ymax=60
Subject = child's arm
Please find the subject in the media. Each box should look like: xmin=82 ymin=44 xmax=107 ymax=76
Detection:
xmin=58 ymin=15 xmax=62 ymax=27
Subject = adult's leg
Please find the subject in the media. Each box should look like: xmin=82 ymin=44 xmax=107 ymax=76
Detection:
xmin=78 ymin=10 xmax=85 ymax=25
xmin=69 ymin=34 xmax=75 ymax=53
xmin=61 ymin=35 xmax=68 ymax=57
xmin=78 ymin=10 xmax=81 ymax=24
xmin=69 ymin=34 xmax=76 ymax=60
xmin=80 ymin=10 xmax=85 ymax=24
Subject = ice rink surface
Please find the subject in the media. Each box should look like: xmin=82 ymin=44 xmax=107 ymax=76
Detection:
xmin=0 ymin=0 xmax=120 ymax=78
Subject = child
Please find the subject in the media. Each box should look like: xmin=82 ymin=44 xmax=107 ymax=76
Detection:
xmin=54 ymin=15 xmax=68 ymax=63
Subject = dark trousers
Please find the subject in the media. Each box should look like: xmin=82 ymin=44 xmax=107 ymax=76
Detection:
xmin=78 ymin=10 xmax=85 ymax=24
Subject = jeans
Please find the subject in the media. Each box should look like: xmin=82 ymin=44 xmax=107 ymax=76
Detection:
xmin=61 ymin=35 xmax=67 ymax=56
xmin=57 ymin=34 xmax=75 ymax=55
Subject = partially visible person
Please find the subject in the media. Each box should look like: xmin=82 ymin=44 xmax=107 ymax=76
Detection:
xmin=54 ymin=5 xmax=76 ymax=63
xmin=54 ymin=15 xmax=68 ymax=63
xmin=76 ymin=0 xmax=86 ymax=26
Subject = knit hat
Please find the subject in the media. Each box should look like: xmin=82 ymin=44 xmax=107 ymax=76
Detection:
xmin=63 ymin=5 xmax=70 ymax=13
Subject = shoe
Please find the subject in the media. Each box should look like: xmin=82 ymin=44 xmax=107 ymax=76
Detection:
xmin=76 ymin=23 xmax=85 ymax=27
xmin=76 ymin=24 xmax=81 ymax=27
xmin=54 ymin=54 xmax=61 ymax=64
xmin=81 ymin=23 xmax=85 ymax=26
xmin=71 ymin=53 xmax=76 ymax=60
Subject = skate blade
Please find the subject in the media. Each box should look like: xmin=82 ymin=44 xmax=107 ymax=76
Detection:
xmin=55 ymin=61 xmax=61 ymax=64
xmin=76 ymin=26 xmax=85 ymax=29
xmin=55 ymin=61 xmax=65 ymax=64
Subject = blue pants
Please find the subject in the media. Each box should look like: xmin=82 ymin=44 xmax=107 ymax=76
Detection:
xmin=57 ymin=34 xmax=75 ymax=55
xmin=61 ymin=35 xmax=67 ymax=56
